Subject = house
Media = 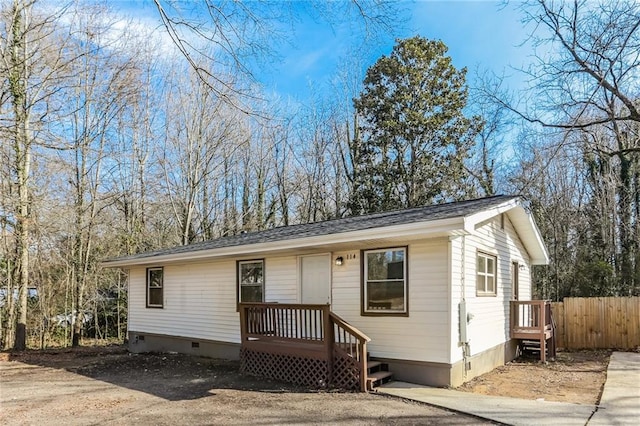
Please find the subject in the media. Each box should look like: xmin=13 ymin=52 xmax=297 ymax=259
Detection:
xmin=103 ymin=195 xmax=551 ymax=390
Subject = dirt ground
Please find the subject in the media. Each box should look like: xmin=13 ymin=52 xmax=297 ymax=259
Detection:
xmin=0 ymin=346 xmax=611 ymax=425
xmin=0 ymin=346 xmax=485 ymax=426
xmin=456 ymin=350 xmax=611 ymax=405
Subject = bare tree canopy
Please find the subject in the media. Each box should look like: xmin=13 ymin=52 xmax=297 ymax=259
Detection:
xmin=152 ymin=0 xmax=405 ymax=112
xmin=490 ymin=0 xmax=640 ymax=299
xmin=519 ymin=0 xmax=640 ymax=130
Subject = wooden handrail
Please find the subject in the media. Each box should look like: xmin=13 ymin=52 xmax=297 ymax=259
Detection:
xmin=329 ymin=311 xmax=370 ymax=391
xmin=240 ymin=302 xmax=332 ymax=310
xmin=329 ymin=311 xmax=372 ymax=344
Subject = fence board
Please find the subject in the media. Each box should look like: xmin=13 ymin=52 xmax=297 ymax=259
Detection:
xmin=551 ymin=297 xmax=640 ymax=350
xmin=551 ymin=302 xmax=565 ymax=349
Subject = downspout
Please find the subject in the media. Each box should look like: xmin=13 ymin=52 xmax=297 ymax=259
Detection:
xmin=125 ymin=269 xmax=130 ymax=345
xmin=447 ymin=237 xmax=453 ymax=367
xmin=460 ymin=233 xmax=471 ymax=379
xmin=460 ymin=234 xmax=466 ymax=302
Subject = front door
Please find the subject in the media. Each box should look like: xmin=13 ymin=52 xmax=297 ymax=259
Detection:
xmin=301 ymin=254 xmax=332 ymax=304
xmin=512 ymin=261 xmax=520 ymax=300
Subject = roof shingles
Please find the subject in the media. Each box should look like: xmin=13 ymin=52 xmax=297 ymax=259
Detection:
xmin=106 ymin=195 xmax=517 ymax=263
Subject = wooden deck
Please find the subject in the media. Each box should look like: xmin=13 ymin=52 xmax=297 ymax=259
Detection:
xmin=511 ymin=300 xmax=557 ymax=362
xmin=238 ymin=303 xmax=371 ymax=391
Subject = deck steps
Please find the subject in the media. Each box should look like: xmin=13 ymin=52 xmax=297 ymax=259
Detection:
xmin=518 ymin=338 xmax=556 ymax=361
xmin=366 ymin=357 xmax=394 ymax=390
xmin=367 ymin=360 xmax=383 ymax=370
xmin=367 ymin=371 xmax=394 ymax=389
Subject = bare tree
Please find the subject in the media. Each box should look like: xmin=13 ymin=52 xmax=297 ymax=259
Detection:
xmin=515 ymin=0 xmax=640 ymax=131
xmin=466 ymin=72 xmax=519 ymax=196
xmin=491 ymin=1 xmax=640 ymax=297
xmin=67 ymin=13 xmax=139 ymax=346
xmin=151 ymin=0 xmax=405 ymax=114
xmin=0 ymin=130 xmax=15 ymax=348
xmin=160 ymin=65 xmax=244 ymax=244
xmin=0 ymin=0 xmax=76 ymax=350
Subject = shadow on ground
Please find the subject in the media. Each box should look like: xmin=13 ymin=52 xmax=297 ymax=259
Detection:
xmin=4 ymin=345 xmax=310 ymax=402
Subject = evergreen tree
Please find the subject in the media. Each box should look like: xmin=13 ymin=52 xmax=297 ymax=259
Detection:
xmin=349 ymin=36 xmax=482 ymax=214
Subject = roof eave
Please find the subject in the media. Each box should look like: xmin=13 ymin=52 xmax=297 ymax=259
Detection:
xmin=462 ymin=198 xmax=549 ymax=266
xmin=462 ymin=197 xmax=520 ymax=233
xmin=506 ymin=206 xmax=549 ymax=266
xmin=523 ymin=211 xmax=550 ymax=265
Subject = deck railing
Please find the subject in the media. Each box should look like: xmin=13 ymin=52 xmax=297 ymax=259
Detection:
xmin=241 ymin=303 xmax=326 ymax=341
xmin=329 ymin=311 xmax=370 ymax=391
xmin=238 ymin=303 xmax=371 ymax=391
xmin=510 ymin=300 xmax=553 ymax=335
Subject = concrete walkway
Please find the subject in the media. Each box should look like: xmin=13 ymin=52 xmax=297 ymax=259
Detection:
xmin=378 ymin=351 xmax=640 ymax=426
xmin=378 ymin=381 xmax=594 ymax=425
xmin=589 ymin=351 xmax=640 ymax=425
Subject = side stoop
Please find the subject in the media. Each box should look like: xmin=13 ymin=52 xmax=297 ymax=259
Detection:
xmin=367 ymin=358 xmax=394 ymax=390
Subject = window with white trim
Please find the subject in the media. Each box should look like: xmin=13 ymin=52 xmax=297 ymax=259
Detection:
xmin=477 ymin=252 xmax=497 ymax=296
xmin=363 ymin=247 xmax=407 ymax=314
xmin=146 ymin=267 xmax=164 ymax=308
xmin=238 ymin=260 xmax=264 ymax=303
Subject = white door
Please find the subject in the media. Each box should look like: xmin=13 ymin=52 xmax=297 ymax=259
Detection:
xmin=301 ymin=254 xmax=332 ymax=304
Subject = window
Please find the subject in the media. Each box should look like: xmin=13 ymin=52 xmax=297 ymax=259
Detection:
xmin=477 ymin=252 xmax=497 ymax=296
xmin=146 ymin=267 xmax=163 ymax=308
xmin=363 ymin=247 xmax=407 ymax=315
xmin=238 ymin=260 xmax=264 ymax=303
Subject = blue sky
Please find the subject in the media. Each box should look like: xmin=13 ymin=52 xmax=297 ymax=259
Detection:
xmin=260 ymin=1 xmax=537 ymax=102
xmin=113 ymin=1 xmax=537 ymax=103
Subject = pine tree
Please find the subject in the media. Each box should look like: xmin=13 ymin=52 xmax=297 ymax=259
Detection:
xmin=350 ymin=36 xmax=482 ymax=213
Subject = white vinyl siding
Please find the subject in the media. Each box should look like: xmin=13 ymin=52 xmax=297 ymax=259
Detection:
xmin=129 ymin=260 xmax=239 ymax=342
xmin=264 ymin=256 xmax=298 ymax=303
xmin=450 ymin=214 xmax=532 ymax=363
xmin=332 ymin=239 xmax=450 ymax=363
xmin=128 ymin=255 xmax=300 ymax=344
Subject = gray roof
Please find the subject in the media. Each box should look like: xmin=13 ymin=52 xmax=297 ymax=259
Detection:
xmin=105 ymin=195 xmax=518 ymax=264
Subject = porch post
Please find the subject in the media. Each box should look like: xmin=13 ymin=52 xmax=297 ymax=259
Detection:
xmin=323 ymin=305 xmax=333 ymax=385
xmin=360 ymin=341 xmax=368 ymax=392
xmin=540 ymin=301 xmax=547 ymax=362
xmin=239 ymin=303 xmax=247 ymax=343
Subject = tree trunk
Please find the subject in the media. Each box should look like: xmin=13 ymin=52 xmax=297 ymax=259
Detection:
xmin=1 ymin=259 xmax=16 ymax=350
xmin=8 ymin=0 xmax=31 ymax=351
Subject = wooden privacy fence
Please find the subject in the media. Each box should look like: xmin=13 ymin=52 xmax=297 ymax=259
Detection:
xmin=551 ymin=297 xmax=640 ymax=350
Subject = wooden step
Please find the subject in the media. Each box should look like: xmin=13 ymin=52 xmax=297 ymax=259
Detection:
xmin=367 ymin=370 xmax=394 ymax=390
xmin=520 ymin=340 xmax=551 ymax=351
xmin=367 ymin=360 xmax=383 ymax=370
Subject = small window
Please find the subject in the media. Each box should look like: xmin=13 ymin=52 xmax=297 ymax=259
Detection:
xmin=363 ymin=247 xmax=407 ymax=315
xmin=477 ymin=252 xmax=497 ymax=296
xmin=147 ymin=267 xmax=163 ymax=308
xmin=238 ymin=260 xmax=264 ymax=303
